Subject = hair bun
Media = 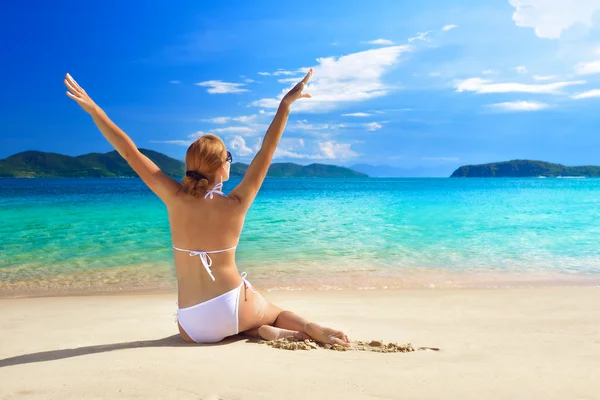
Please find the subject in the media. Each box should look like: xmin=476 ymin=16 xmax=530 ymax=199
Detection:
xmin=185 ymin=170 xmax=207 ymax=181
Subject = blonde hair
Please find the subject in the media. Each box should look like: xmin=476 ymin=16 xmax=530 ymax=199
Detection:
xmin=181 ymin=134 xmax=228 ymax=197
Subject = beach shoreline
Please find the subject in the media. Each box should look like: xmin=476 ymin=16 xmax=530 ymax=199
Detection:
xmin=2 ymin=264 xmax=600 ymax=299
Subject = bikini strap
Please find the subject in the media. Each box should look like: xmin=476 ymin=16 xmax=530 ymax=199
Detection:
xmin=205 ymin=182 xmax=225 ymax=199
xmin=172 ymin=244 xmax=238 ymax=281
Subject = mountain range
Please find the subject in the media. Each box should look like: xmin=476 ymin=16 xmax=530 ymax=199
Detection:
xmin=0 ymin=150 xmax=367 ymax=178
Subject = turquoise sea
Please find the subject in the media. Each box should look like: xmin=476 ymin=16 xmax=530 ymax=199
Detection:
xmin=1 ymin=177 xmax=600 ymax=295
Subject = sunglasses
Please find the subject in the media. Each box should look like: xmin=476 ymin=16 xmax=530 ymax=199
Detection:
xmin=225 ymin=150 xmax=232 ymax=163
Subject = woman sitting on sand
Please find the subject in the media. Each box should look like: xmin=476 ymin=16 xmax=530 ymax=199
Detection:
xmin=64 ymin=69 xmax=350 ymax=346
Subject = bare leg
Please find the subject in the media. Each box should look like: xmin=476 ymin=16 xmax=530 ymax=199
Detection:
xmin=267 ymin=304 xmax=351 ymax=346
xmin=238 ymin=288 xmax=350 ymax=346
xmin=244 ymin=325 xmax=309 ymax=341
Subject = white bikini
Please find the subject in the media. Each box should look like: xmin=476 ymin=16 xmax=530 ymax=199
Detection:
xmin=174 ymin=182 xmax=256 ymax=343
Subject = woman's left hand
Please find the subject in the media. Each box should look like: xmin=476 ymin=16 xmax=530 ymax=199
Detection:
xmin=64 ymin=73 xmax=99 ymax=114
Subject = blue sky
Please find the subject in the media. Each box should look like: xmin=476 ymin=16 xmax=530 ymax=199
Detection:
xmin=3 ymin=0 xmax=600 ymax=176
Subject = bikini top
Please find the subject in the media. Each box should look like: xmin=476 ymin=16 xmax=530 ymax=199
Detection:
xmin=172 ymin=182 xmax=236 ymax=281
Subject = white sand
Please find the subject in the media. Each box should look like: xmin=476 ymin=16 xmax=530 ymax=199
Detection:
xmin=1 ymin=287 xmax=599 ymax=399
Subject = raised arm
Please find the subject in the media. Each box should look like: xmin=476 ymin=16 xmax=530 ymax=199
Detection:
xmin=229 ymin=69 xmax=313 ymax=208
xmin=64 ymin=73 xmax=182 ymax=204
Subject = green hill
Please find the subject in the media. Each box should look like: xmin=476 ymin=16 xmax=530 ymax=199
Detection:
xmin=450 ymin=160 xmax=600 ymax=177
xmin=230 ymin=162 xmax=367 ymax=178
xmin=0 ymin=149 xmax=185 ymax=178
xmin=0 ymin=150 xmax=367 ymax=178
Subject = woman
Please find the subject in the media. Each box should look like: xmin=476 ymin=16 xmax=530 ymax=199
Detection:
xmin=64 ymin=70 xmax=350 ymax=346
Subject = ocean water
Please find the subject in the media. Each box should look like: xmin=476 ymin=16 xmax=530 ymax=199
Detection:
xmin=1 ymin=177 xmax=600 ymax=294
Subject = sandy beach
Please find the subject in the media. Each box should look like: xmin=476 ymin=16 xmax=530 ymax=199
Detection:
xmin=1 ymin=287 xmax=599 ymax=399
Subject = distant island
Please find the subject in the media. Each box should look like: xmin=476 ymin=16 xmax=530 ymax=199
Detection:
xmin=451 ymin=160 xmax=600 ymax=178
xmin=0 ymin=150 xmax=367 ymax=178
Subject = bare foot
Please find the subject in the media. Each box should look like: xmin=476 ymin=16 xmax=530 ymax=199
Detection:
xmin=258 ymin=325 xmax=310 ymax=341
xmin=305 ymin=322 xmax=350 ymax=347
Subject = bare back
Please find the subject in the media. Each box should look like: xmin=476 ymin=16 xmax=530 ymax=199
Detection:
xmin=168 ymin=189 xmax=248 ymax=308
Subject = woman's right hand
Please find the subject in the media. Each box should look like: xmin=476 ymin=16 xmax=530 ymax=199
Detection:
xmin=281 ymin=68 xmax=313 ymax=107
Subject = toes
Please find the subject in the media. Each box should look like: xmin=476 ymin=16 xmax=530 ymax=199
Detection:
xmin=331 ymin=337 xmax=350 ymax=347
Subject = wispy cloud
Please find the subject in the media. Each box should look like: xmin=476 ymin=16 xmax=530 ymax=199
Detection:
xmin=195 ymin=80 xmax=248 ymax=94
xmin=489 ymin=101 xmax=550 ymax=111
xmin=342 ymin=112 xmax=372 ymax=117
xmin=482 ymin=69 xmax=496 ymax=75
xmin=572 ymin=89 xmax=600 ymax=99
xmin=206 ymin=117 xmax=231 ymax=124
xmin=150 ymin=131 xmax=208 ymax=147
xmin=509 ymin=0 xmax=600 ymax=39
xmin=272 ymin=69 xmax=299 ymax=76
xmin=442 ymin=24 xmax=457 ymax=32
xmin=363 ymin=38 xmax=394 ymax=45
xmin=169 ymin=80 xmax=181 ymax=84
xmin=429 ymin=72 xmax=442 ymax=77
xmin=408 ymin=31 xmax=431 ymax=42
xmin=455 ymin=78 xmax=586 ymax=94
xmin=259 ymin=110 xmax=276 ymax=116
xmin=515 ymin=66 xmax=528 ymax=74
xmin=364 ymin=122 xmax=383 ymax=131
xmin=293 ymin=120 xmax=346 ymax=132
xmin=575 ymin=60 xmax=600 ymax=75
xmin=211 ymin=126 xmax=257 ymax=134
xmin=533 ymin=75 xmax=557 ymax=81
xmin=252 ymin=45 xmax=413 ymax=112
xmin=258 ymin=72 xmax=271 ymax=76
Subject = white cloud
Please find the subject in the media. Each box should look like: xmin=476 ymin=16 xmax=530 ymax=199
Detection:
xmin=442 ymin=24 xmax=458 ymax=32
xmin=252 ymin=45 xmax=413 ymax=112
xmin=230 ymin=136 xmax=254 ymax=156
xmin=318 ymin=141 xmax=359 ymax=160
xmin=150 ymin=131 xmax=209 ymax=147
xmin=274 ymin=138 xmax=309 ymax=159
xmin=169 ymin=80 xmax=181 ymax=84
xmin=408 ymin=31 xmax=431 ymax=42
xmin=533 ymin=74 xmax=557 ymax=81
xmin=293 ymin=120 xmax=346 ymax=132
xmin=342 ymin=112 xmax=372 ymax=117
xmin=489 ymin=100 xmax=550 ymax=111
xmin=253 ymin=137 xmax=262 ymax=151
xmin=364 ymin=122 xmax=383 ymax=131
xmin=515 ymin=66 xmax=528 ymax=74
xmin=211 ymin=126 xmax=256 ymax=134
xmin=363 ymin=38 xmax=395 ymax=45
xmin=575 ymin=60 xmax=600 ymax=75
xmin=206 ymin=117 xmax=231 ymax=124
xmin=259 ymin=109 xmax=276 ymax=116
xmin=258 ymin=72 xmax=271 ymax=76
xmin=572 ymin=89 xmax=600 ymax=99
xmin=232 ymin=115 xmax=257 ymax=123
xmin=244 ymin=78 xmax=257 ymax=83
xmin=429 ymin=72 xmax=442 ymax=77
xmin=482 ymin=69 xmax=497 ymax=75
xmin=195 ymin=80 xmax=248 ymax=94
xmin=455 ymin=77 xmax=586 ymax=94
xmin=509 ymin=0 xmax=600 ymax=39
xmin=272 ymin=69 xmax=299 ymax=76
